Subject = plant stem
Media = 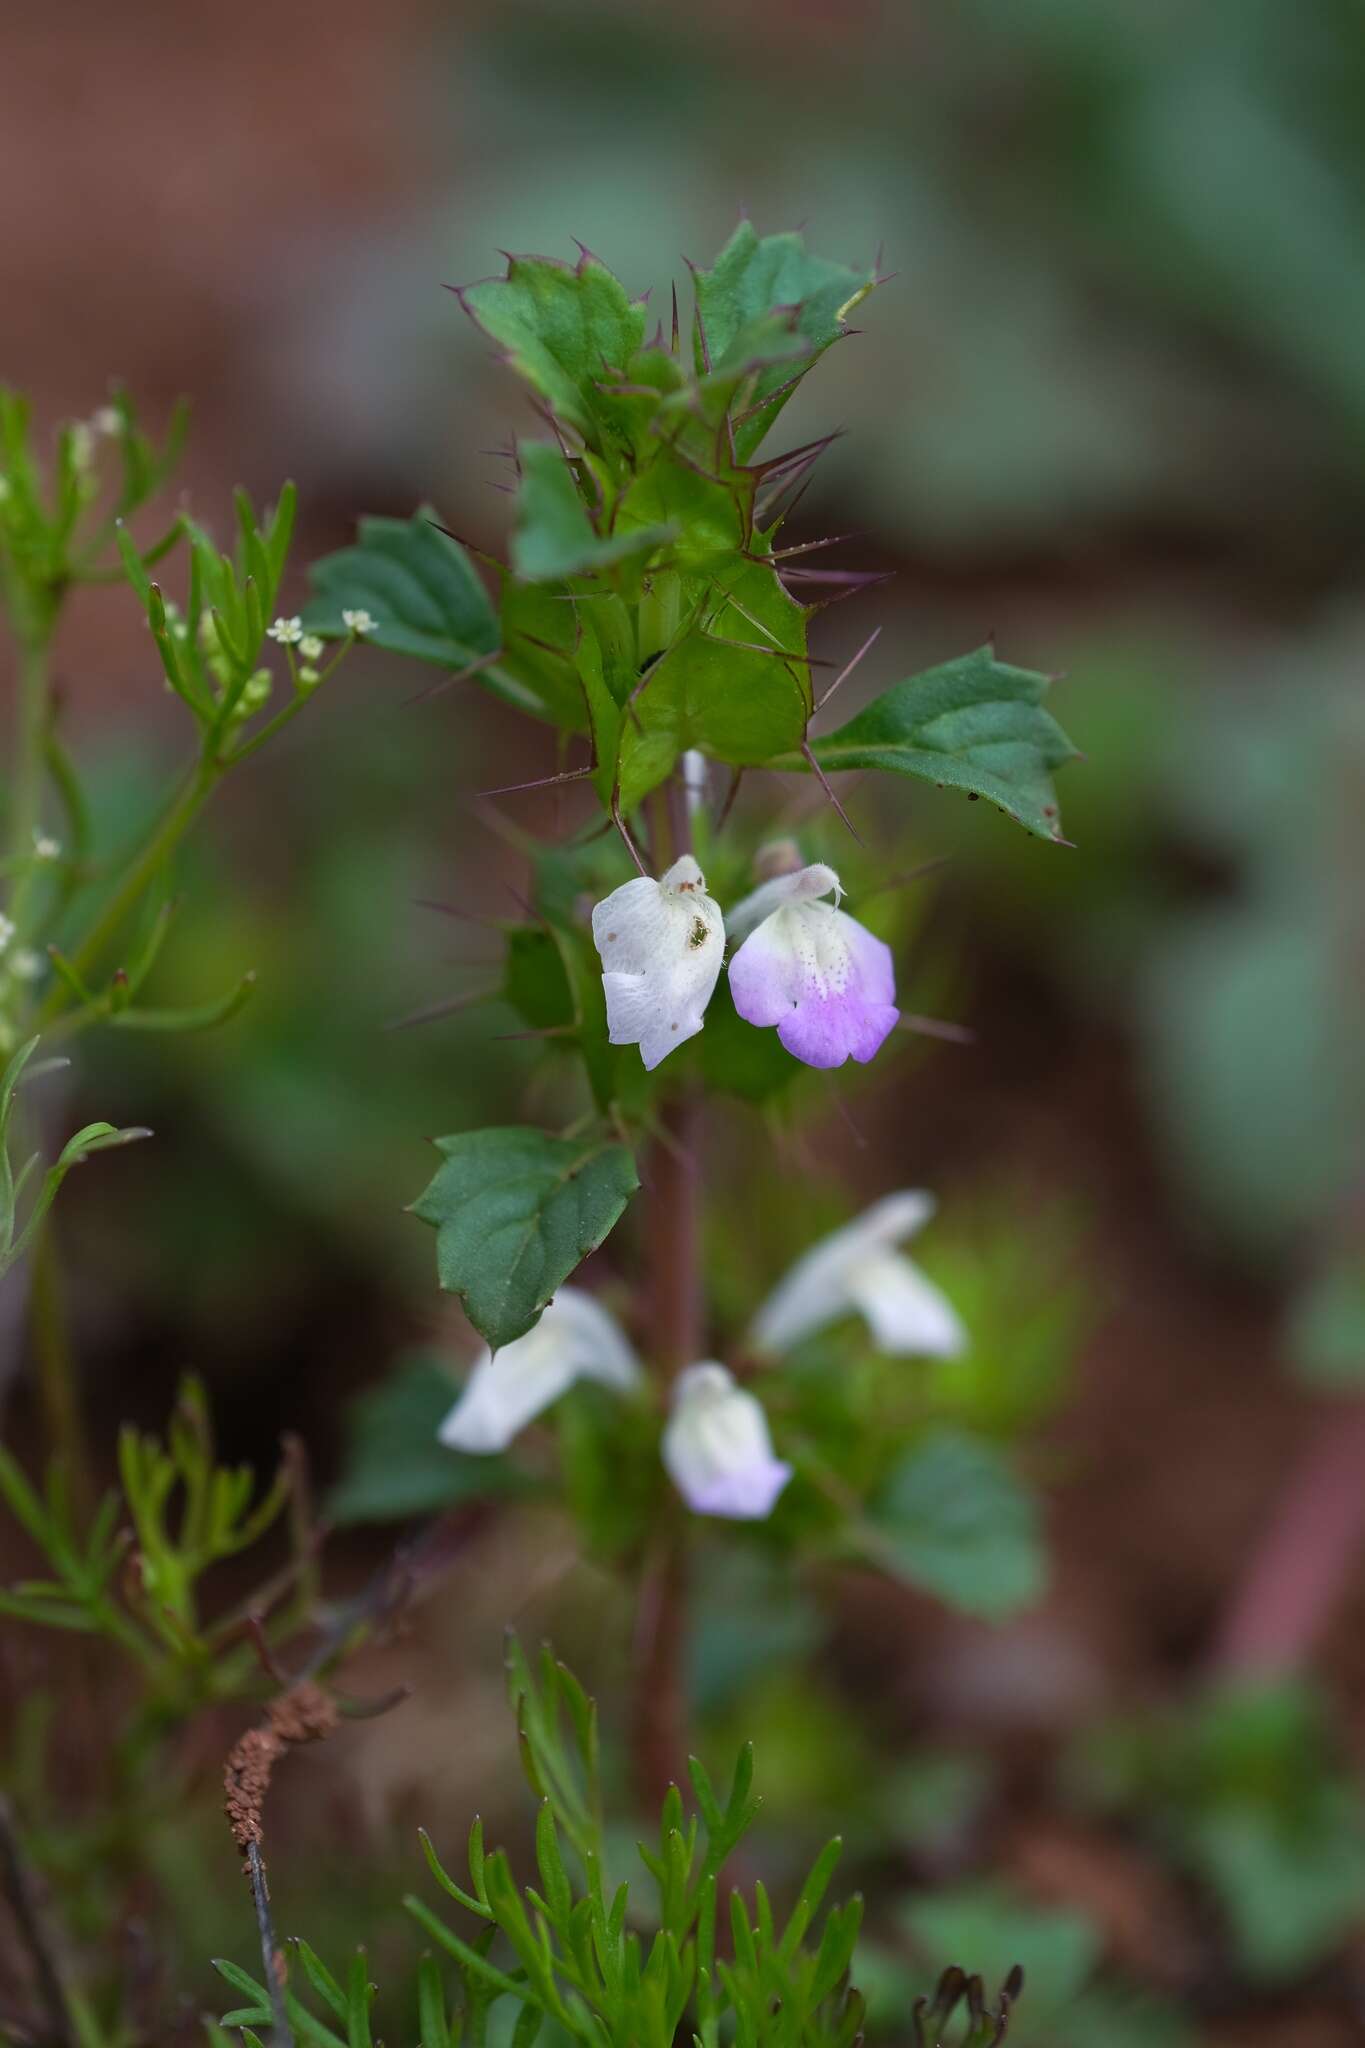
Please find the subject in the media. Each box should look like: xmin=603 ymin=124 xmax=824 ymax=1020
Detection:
xmin=1208 ymin=1398 xmax=1365 ymax=1679
xmin=5 ymin=636 xmax=49 ymax=947
xmin=37 ymin=754 xmax=220 ymax=1026
xmin=0 ymin=1790 xmax=76 ymax=2048
xmin=247 ymin=1840 xmax=294 ymax=2048
xmin=631 ymin=775 xmax=704 ymax=1810
xmin=30 ymin=1215 xmax=92 ymax=1519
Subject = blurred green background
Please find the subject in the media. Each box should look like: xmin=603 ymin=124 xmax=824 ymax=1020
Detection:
xmin=3 ymin=1 xmax=1365 ymax=2041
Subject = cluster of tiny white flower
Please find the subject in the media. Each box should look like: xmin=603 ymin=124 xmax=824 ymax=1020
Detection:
xmin=267 ymin=612 xmax=376 ymax=659
xmin=436 ymin=1193 xmax=964 ymax=1523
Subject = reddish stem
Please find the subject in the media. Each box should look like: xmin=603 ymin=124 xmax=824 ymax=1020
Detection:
xmin=630 ymin=778 xmax=704 ymax=1811
xmin=1209 ymin=1399 xmax=1365 ymax=1679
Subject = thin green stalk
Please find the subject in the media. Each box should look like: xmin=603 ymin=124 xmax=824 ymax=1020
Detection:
xmin=5 ymin=635 xmax=50 ymax=946
xmin=220 ymin=686 xmax=314 ymax=768
xmin=29 ymin=1219 xmax=93 ymax=1521
xmin=37 ymin=754 xmax=220 ymax=1025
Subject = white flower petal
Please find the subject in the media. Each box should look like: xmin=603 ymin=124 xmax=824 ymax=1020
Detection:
xmin=726 ymin=861 xmax=842 ymax=945
xmin=437 ymin=1287 xmax=640 ymax=1454
xmin=662 ymin=1363 xmax=792 ymax=1520
xmin=842 ymin=1247 xmax=967 ymax=1358
xmin=749 ymin=1190 xmax=953 ymax=1356
xmin=591 ymin=854 xmax=725 ymax=1070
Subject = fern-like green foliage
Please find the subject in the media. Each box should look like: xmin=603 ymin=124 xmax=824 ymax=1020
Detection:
xmin=214 ymin=1638 xmax=1004 ymax=2048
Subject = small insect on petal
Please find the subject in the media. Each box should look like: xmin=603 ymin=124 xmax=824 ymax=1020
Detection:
xmin=591 ymin=854 xmax=725 ymax=1071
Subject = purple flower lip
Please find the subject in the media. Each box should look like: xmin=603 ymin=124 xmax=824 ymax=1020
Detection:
xmin=726 ymin=864 xmax=898 ymax=1071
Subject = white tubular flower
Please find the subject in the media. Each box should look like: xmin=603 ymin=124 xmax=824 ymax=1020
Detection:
xmin=727 ymin=862 xmax=898 ymax=1071
xmin=342 ymin=608 xmax=376 ymax=636
xmin=32 ymin=832 xmax=60 ymax=862
xmin=267 ymin=615 xmax=303 ymax=645
xmin=299 ymin=634 xmax=325 ymax=661
xmin=591 ymin=854 xmax=725 ymax=1071
xmin=750 ymin=1191 xmax=966 ymax=1359
xmin=437 ymin=1287 xmax=640 ymax=1455
xmin=662 ymin=1363 xmax=793 ymax=1520
xmin=92 ymin=405 xmax=123 ymax=437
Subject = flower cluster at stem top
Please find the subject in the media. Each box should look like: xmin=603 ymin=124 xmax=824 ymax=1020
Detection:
xmin=592 ymin=851 xmax=897 ymax=1073
xmin=436 ymin=1191 xmax=966 ymax=1521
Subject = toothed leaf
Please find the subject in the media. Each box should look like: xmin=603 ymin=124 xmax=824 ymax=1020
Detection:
xmin=691 ymin=223 xmax=876 ymax=458
xmin=411 ymin=1128 xmax=639 ymax=1351
xmin=461 ymin=253 xmax=647 ymax=456
xmin=616 ymin=562 xmax=812 ymax=809
xmin=511 ymin=442 xmax=672 ymax=582
xmin=304 ymin=510 xmax=499 ymax=670
xmin=783 ymin=645 xmax=1078 ymax=843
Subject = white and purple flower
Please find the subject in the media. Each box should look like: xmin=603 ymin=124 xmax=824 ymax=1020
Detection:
xmin=437 ymin=1287 xmax=641 ymax=1454
xmin=750 ymin=1190 xmax=966 ymax=1359
xmin=661 ymin=1363 xmax=793 ymax=1520
xmin=591 ymin=853 xmax=725 ymax=1071
xmin=726 ymin=862 xmax=898 ymax=1071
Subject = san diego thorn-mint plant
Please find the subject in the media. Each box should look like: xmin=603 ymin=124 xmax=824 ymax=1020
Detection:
xmin=306 ymin=222 xmax=1077 ymax=1802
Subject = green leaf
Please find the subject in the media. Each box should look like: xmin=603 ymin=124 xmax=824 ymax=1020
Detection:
xmin=411 ymin=1128 xmax=638 ymax=1351
xmin=1186 ymin=1794 xmax=1365 ymax=1983
xmin=864 ymin=1428 xmax=1046 ymax=1621
xmin=460 ymin=253 xmax=648 ymax=457
xmin=304 ymin=511 xmax=500 ymax=671
xmin=1287 ymin=1258 xmax=1365 ymax=1390
xmin=617 ymin=562 xmax=812 ymax=809
xmin=416 ymin=1956 xmax=451 ymax=2048
xmin=786 ymin=646 xmax=1078 ymax=843
xmin=691 ymin=224 xmax=876 ymax=460
xmin=902 ymin=1885 xmax=1098 ymax=2027
xmin=615 ymin=448 xmax=751 ymax=572
xmin=496 ymin=575 xmax=609 ymax=735
xmin=511 ymin=443 xmax=671 ymax=582
xmin=502 ymin=926 xmax=576 ymax=1033
xmin=327 ymin=1356 xmax=527 ymax=1525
